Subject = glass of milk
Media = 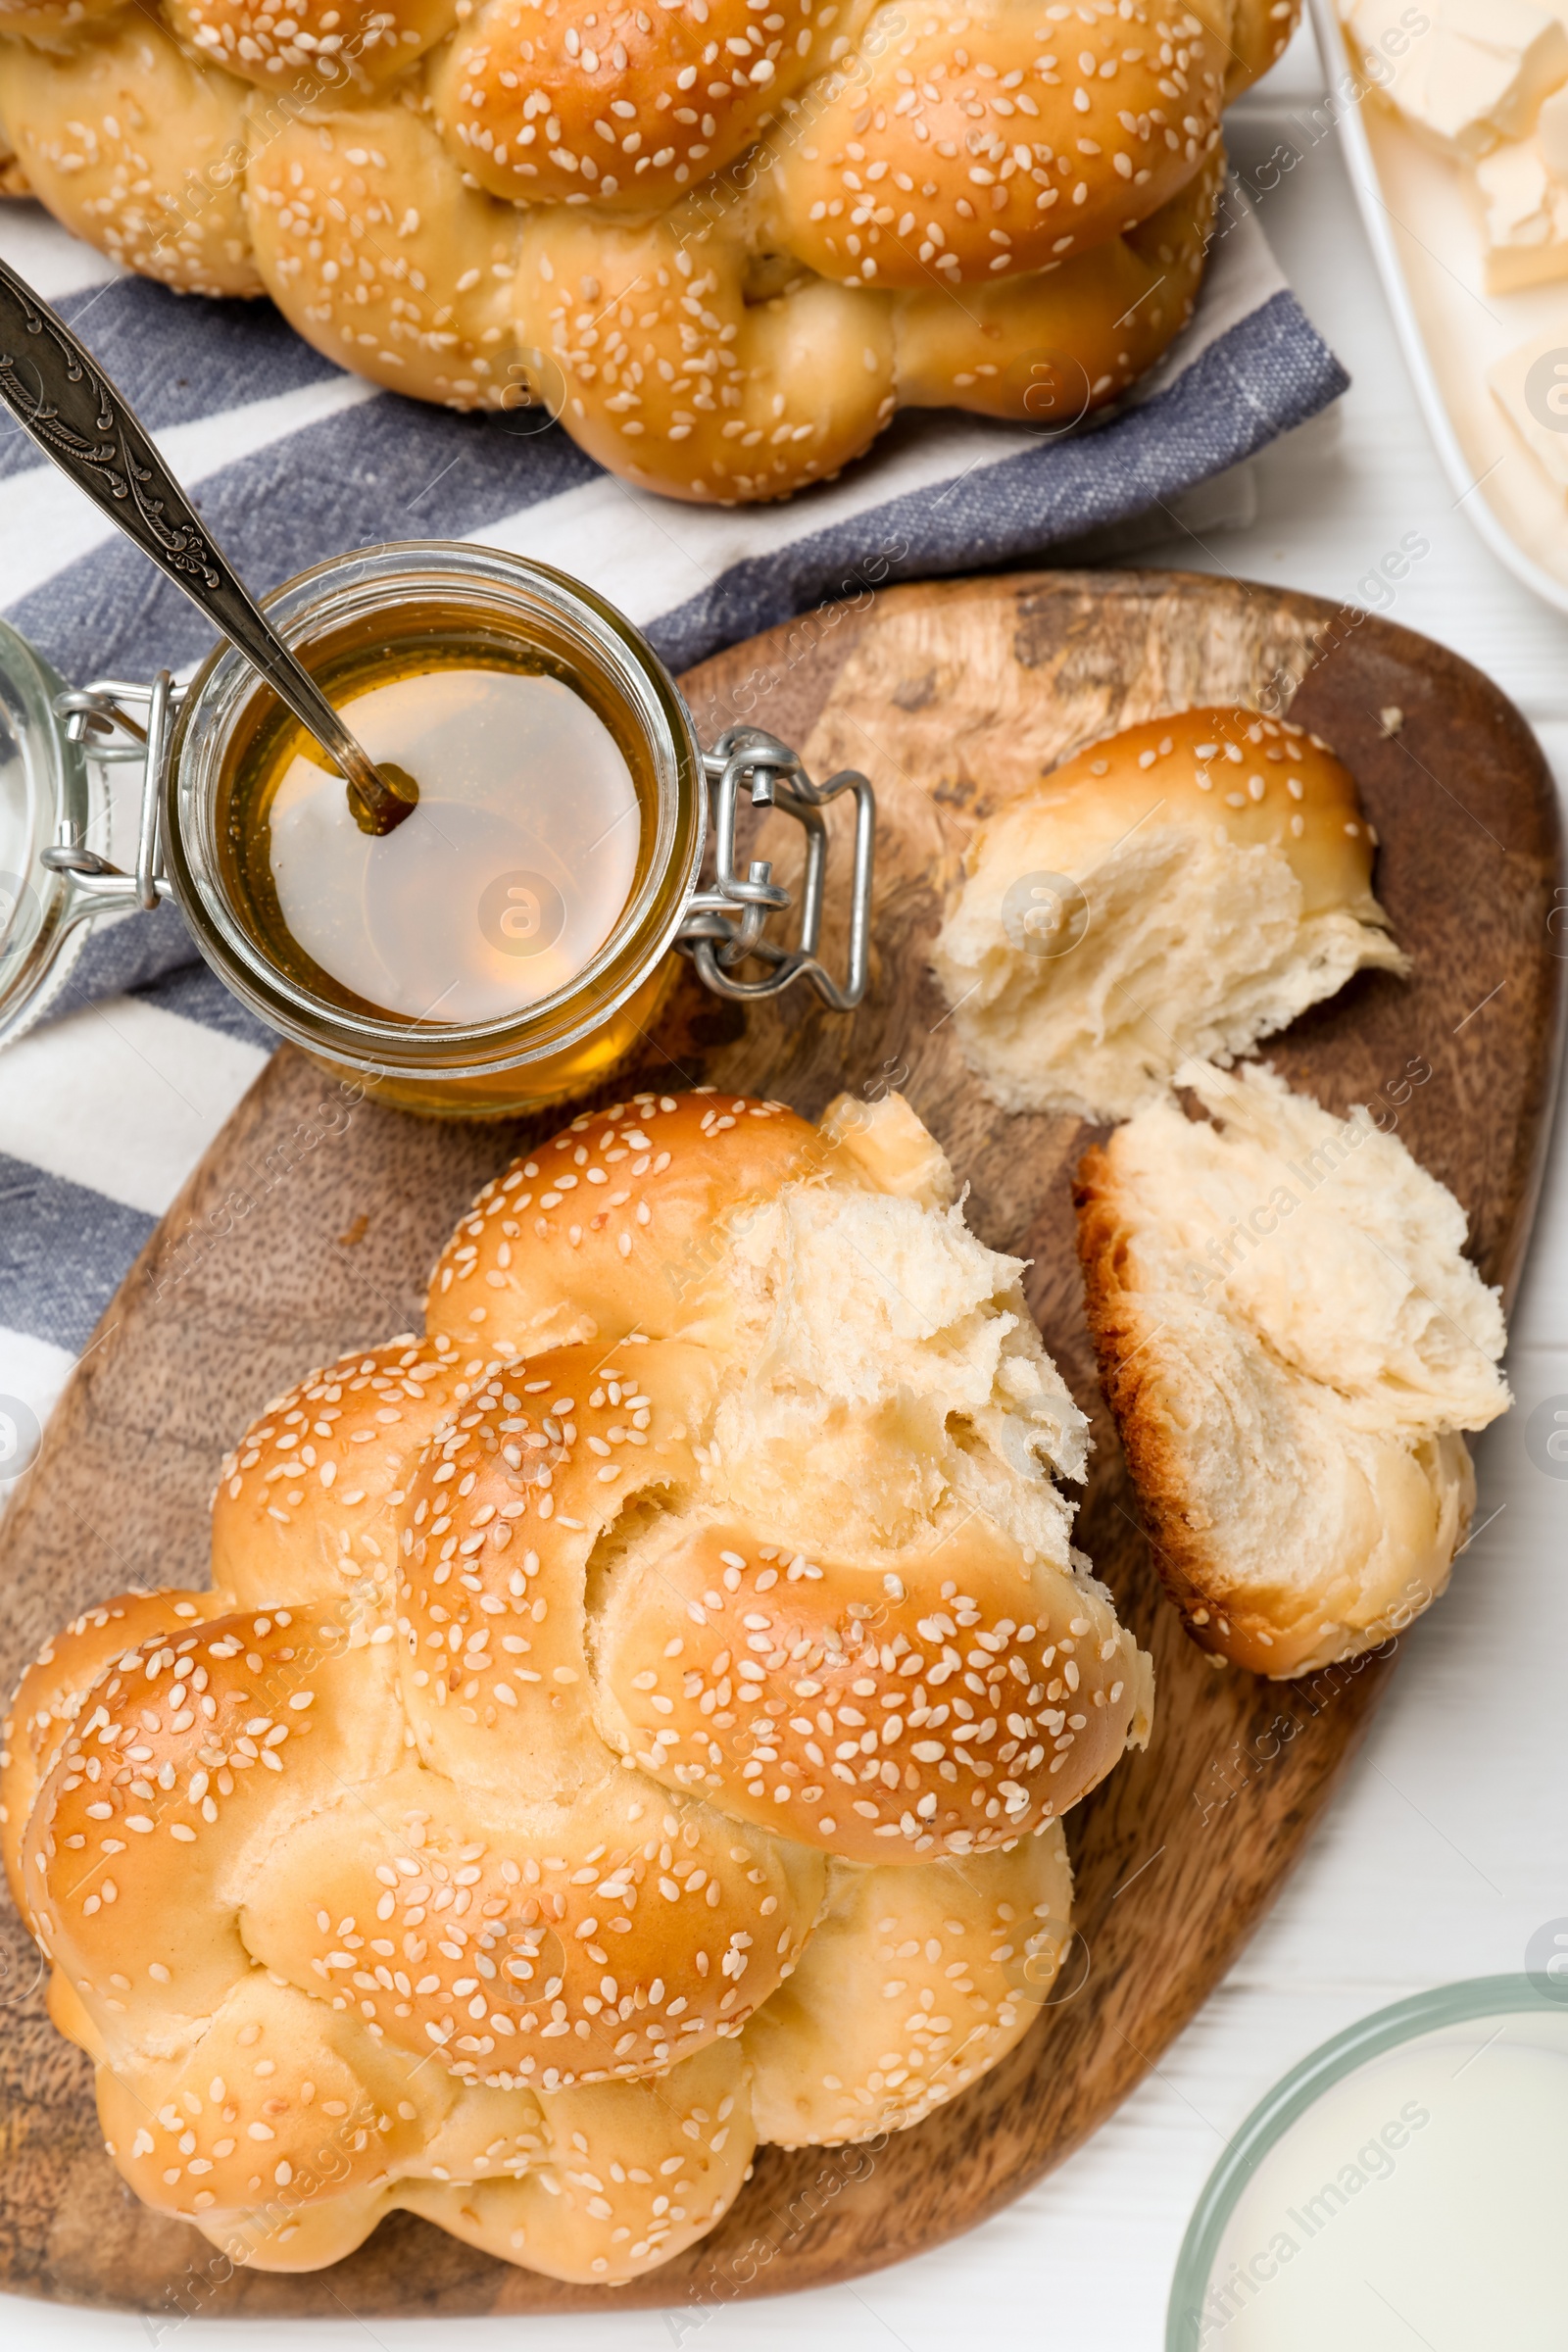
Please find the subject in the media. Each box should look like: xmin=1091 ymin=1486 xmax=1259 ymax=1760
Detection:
xmin=1167 ymin=1977 xmax=1568 ymax=2351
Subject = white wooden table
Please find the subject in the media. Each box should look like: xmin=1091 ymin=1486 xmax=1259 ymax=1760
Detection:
xmin=4 ymin=17 xmax=1567 ymax=2349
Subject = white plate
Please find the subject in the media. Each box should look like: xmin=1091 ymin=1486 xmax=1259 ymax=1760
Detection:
xmin=1309 ymin=0 xmax=1568 ymax=613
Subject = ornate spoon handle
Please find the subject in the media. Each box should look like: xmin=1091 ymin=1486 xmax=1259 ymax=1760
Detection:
xmin=0 ymin=258 xmax=414 ymax=834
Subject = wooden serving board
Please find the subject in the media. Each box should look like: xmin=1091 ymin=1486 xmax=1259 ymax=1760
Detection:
xmin=1 ymin=569 xmax=1560 ymax=2320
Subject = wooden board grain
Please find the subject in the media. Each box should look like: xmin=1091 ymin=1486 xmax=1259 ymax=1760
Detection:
xmin=0 ymin=568 xmax=1560 ymax=2322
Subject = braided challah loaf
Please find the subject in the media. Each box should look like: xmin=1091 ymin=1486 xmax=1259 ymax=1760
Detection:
xmin=2 ymin=1088 xmax=1152 ymax=2282
xmin=0 ymin=0 xmax=1298 ymax=502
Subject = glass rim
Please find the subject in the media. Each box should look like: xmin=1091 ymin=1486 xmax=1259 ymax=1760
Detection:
xmin=0 ymin=614 xmax=97 ymax=1048
xmin=162 ymin=541 xmax=706 ymax=1079
xmin=1165 ymin=1974 xmax=1565 ymax=2350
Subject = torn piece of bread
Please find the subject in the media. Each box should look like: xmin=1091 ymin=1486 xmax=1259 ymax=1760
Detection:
xmin=1074 ymin=1060 xmax=1511 ymax=1677
xmin=931 ymin=708 xmax=1408 ymax=1122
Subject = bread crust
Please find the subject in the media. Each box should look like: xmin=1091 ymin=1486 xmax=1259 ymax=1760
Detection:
xmin=0 ymin=0 xmax=1300 ymax=500
xmin=1076 ymin=1137 xmax=1247 ymax=1662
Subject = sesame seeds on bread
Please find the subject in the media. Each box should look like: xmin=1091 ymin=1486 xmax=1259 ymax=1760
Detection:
xmin=932 ymin=706 xmax=1408 ymax=1122
xmin=0 ymin=0 xmax=1300 ymax=502
xmin=3 ymin=1087 xmax=1152 ymax=2283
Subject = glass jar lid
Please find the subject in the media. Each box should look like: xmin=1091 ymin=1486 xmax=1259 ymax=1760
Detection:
xmin=0 ymin=615 xmax=101 ymax=1047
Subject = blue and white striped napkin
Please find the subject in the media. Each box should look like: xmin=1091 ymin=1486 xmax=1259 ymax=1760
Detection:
xmin=0 ymin=181 xmax=1347 ymax=1496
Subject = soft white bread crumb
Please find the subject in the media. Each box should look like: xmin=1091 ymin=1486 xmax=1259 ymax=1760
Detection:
xmin=712 ymin=1090 xmax=1092 ymax=1556
xmin=932 ymin=709 xmax=1407 ymax=1123
xmin=1075 ymin=1061 xmax=1510 ymax=1676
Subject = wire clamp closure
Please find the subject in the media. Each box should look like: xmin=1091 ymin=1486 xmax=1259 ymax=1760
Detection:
xmin=675 ymin=726 xmax=875 ymax=1008
xmin=39 ymin=674 xmax=178 ymax=915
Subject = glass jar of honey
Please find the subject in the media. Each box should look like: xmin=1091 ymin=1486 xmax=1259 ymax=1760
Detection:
xmin=0 ymin=545 xmax=874 ymax=1116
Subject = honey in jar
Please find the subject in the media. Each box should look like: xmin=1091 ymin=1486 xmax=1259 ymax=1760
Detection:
xmin=167 ymin=546 xmax=707 ymax=1119
xmin=228 ymin=634 xmax=643 ymax=1029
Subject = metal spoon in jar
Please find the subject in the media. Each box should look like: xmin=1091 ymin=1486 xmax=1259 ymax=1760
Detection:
xmin=0 ymin=257 xmax=417 ymax=837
